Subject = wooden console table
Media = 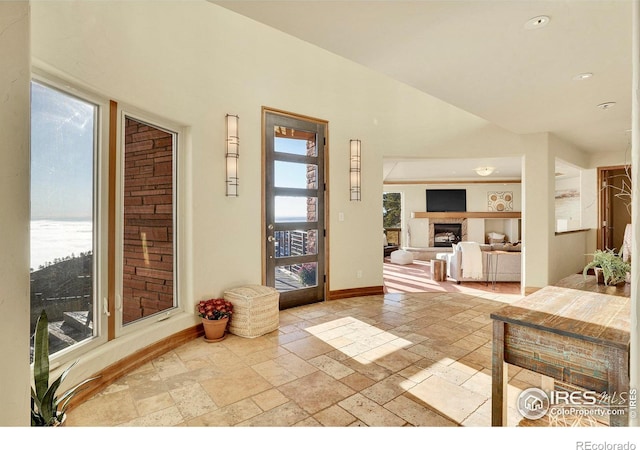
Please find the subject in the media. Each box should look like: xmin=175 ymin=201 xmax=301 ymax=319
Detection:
xmin=490 ymin=281 xmax=630 ymax=426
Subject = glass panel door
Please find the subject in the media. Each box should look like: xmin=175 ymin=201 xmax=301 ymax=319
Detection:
xmin=264 ymin=111 xmax=326 ymax=309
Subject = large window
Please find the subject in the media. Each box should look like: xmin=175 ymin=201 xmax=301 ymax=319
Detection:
xmin=30 ymin=81 xmax=98 ymax=359
xmin=30 ymin=80 xmax=182 ymax=360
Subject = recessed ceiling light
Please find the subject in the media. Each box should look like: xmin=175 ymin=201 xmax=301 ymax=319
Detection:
xmin=525 ymin=15 xmax=550 ymax=30
xmin=597 ymin=102 xmax=616 ymax=110
xmin=573 ymin=72 xmax=593 ymax=81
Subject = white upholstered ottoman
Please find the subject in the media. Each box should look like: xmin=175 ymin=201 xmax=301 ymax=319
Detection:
xmin=223 ymin=285 xmax=280 ymax=338
xmin=390 ymin=249 xmax=414 ymax=265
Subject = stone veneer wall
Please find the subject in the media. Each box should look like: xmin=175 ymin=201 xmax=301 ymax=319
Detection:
xmin=122 ymin=117 xmax=174 ymax=323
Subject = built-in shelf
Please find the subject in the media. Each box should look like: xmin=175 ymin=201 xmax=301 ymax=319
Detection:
xmin=413 ymin=212 xmax=522 ymax=219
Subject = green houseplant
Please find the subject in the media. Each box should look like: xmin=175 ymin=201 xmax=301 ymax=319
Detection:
xmin=582 ymin=248 xmax=631 ymax=286
xmin=31 ymin=310 xmax=98 ymax=426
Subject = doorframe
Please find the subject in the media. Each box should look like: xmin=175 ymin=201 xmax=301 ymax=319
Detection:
xmin=597 ymin=164 xmax=629 ymax=250
xmin=261 ymin=107 xmax=330 ymax=302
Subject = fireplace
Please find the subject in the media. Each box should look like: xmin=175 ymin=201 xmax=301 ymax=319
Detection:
xmin=433 ymin=223 xmax=462 ymax=247
xmin=428 ymin=218 xmax=467 ymax=247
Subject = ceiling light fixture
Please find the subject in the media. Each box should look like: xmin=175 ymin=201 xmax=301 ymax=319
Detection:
xmin=475 ymin=166 xmax=495 ymax=177
xmin=573 ymin=72 xmax=593 ymax=81
xmin=597 ymin=102 xmax=616 ymax=110
xmin=524 ymin=15 xmax=550 ymax=30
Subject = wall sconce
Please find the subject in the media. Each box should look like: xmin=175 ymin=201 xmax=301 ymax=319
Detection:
xmin=226 ymin=114 xmax=239 ymax=197
xmin=474 ymin=166 xmax=495 ymax=177
xmin=350 ymin=139 xmax=361 ymax=201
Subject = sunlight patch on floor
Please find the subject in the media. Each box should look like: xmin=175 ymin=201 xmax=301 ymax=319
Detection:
xmin=304 ymin=316 xmax=413 ymax=364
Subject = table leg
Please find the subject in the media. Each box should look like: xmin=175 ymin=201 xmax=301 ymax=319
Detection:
xmin=608 ymin=348 xmax=630 ymax=426
xmin=492 ymin=320 xmax=508 ymax=426
xmin=486 ymin=253 xmax=492 ymax=287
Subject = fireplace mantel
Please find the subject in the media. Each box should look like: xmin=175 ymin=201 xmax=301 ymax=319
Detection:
xmin=414 ymin=211 xmax=521 ymax=219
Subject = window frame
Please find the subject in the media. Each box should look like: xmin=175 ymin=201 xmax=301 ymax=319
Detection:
xmin=30 ymin=71 xmax=110 ymax=365
xmin=383 ymin=190 xmax=403 ymax=247
xmin=30 ymin=70 xmax=190 ymax=363
xmin=113 ymin=105 xmax=185 ymax=337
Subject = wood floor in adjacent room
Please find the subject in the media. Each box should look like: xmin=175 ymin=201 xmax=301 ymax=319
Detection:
xmin=383 ymin=257 xmax=522 ymax=296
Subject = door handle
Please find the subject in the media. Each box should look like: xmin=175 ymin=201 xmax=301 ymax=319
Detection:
xmin=267 ymin=236 xmax=275 ymax=242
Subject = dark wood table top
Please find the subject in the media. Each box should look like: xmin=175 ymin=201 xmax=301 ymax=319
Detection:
xmin=490 ymin=281 xmax=630 ymax=351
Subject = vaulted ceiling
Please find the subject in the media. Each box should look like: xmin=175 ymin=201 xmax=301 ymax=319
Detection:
xmin=212 ymin=1 xmax=633 ymax=181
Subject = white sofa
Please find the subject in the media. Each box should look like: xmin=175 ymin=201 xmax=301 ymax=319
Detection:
xmin=445 ymin=242 xmax=521 ymax=283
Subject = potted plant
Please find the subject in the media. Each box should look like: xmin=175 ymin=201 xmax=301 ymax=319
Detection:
xmin=582 ymin=248 xmax=631 ymax=286
xmin=197 ymin=298 xmax=233 ymax=342
xmin=31 ymin=310 xmax=99 ymax=426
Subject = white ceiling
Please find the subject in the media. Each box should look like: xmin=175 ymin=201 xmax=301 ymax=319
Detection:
xmin=212 ymin=1 xmax=633 ymax=181
xmin=382 ymin=156 xmax=524 ymax=183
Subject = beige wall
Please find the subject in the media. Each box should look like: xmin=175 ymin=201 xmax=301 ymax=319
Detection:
xmin=21 ymin=0 xmax=628 ymax=401
xmin=384 ymin=182 xmax=522 ymax=246
xmin=521 ymin=133 xmax=553 ymax=289
xmin=28 ymin=1 xmax=535 ymax=384
xmin=589 ymin=149 xmax=633 ymax=168
xmin=31 ymin=1 xmax=520 ymax=295
xmin=547 ymin=135 xmax=627 ymax=284
xmin=0 ymin=1 xmax=31 ymax=426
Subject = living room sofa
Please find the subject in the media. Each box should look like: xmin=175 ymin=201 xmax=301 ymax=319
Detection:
xmin=443 ymin=242 xmax=521 ymax=283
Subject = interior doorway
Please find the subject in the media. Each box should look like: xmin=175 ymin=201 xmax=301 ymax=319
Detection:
xmin=598 ymin=165 xmax=632 ymax=252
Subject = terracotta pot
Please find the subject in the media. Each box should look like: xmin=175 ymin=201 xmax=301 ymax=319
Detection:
xmin=202 ymin=317 xmax=229 ymax=342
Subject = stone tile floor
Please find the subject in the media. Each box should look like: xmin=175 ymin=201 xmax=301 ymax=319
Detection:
xmin=67 ymin=291 xmax=546 ymax=427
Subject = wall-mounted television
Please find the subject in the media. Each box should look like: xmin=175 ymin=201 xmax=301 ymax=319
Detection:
xmin=426 ymin=189 xmax=467 ymax=212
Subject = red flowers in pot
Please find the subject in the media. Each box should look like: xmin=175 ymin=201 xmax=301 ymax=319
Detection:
xmin=197 ymin=298 xmax=233 ymax=320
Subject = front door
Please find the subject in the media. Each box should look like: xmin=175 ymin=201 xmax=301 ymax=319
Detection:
xmin=263 ymin=109 xmax=326 ymax=309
